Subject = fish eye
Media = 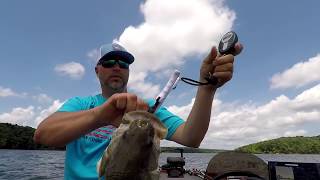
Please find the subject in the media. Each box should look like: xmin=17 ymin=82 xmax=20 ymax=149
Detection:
xmin=137 ymin=119 xmax=148 ymax=128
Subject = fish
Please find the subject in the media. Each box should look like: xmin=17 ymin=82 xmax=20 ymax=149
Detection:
xmin=97 ymin=111 xmax=167 ymax=180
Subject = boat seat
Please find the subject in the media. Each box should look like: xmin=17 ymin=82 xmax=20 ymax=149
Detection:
xmin=167 ymin=157 xmax=185 ymax=167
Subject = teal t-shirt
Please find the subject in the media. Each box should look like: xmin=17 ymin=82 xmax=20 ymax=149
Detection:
xmin=57 ymin=94 xmax=184 ymax=180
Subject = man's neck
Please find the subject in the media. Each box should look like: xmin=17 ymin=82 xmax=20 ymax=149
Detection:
xmin=101 ymin=87 xmax=127 ymax=99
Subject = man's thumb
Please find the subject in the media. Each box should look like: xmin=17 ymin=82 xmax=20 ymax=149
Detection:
xmin=203 ymin=46 xmax=218 ymax=65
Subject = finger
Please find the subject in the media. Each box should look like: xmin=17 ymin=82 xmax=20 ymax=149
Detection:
xmin=203 ymin=46 xmax=218 ymax=65
xmin=212 ymin=71 xmax=233 ymax=81
xmin=136 ymin=98 xmax=149 ymax=111
xmin=233 ymin=42 xmax=243 ymax=56
xmin=115 ymin=94 xmax=127 ymax=110
xmin=125 ymin=94 xmax=138 ymax=112
xmin=214 ymin=63 xmax=233 ymax=73
xmin=213 ymin=54 xmax=234 ymax=66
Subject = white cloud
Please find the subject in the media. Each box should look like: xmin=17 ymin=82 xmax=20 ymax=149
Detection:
xmin=165 ymin=84 xmax=320 ymax=149
xmin=54 ymin=62 xmax=85 ymax=80
xmin=0 ymin=86 xmax=17 ymax=97
xmin=116 ymin=0 xmax=235 ymax=97
xmin=128 ymin=71 xmax=160 ymax=98
xmin=34 ymin=100 xmax=63 ymax=127
xmin=33 ymin=93 xmax=53 ymax=104
xmin=0 ymin=106 xmax=35 ymax=126
xmin=87 ymin=48 xmax=100 ymax=64
xmin=0 ymin=99 xmax=63 ymax=128
xmin=270 ymin=54 xmax=320 ymax=89
xmin=284 ymin=130 xmax=306 ymax=137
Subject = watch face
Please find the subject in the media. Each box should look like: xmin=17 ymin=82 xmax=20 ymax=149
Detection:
xmin=219 ymin=31 xmax=238 ymax=54
xmin=222 ymin=32 xmax=235 ymax=43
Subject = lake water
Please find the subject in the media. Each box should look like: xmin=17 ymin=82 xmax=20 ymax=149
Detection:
xmin=1 ymin=149 xmax=320 ymax=179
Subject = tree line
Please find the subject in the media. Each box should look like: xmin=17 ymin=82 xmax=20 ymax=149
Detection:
xmin=0 ymin=123 xmax=65 ymax=150
xmin=235 ymin=136 xmax=320 ymax=154
xmin=161 ymin=146 xmax=225 ymax=153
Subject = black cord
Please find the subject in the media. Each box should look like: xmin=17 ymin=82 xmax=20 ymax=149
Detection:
xmin=180 ymin=77 xmax=209 ymax=86
xmin=181 ymin=76 xmax=218 ymax=86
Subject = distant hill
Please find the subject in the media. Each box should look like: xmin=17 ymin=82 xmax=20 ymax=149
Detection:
xmin=235 ymin=136 xmax=320 ymax=154
xmin=161 ymin=146 xmax=226 ymax=153
xmin=0 ymin=123 xmax=65 ymax=150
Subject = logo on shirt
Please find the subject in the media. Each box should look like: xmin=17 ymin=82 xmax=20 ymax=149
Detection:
xmin=85 ymin=125 xmax=116 ymax=143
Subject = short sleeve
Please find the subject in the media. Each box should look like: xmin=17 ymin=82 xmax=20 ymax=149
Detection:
xmin=155 ymin=106 xmax=185 ymax=140
xmin=57 ymin=97 xmax=87 ymax=112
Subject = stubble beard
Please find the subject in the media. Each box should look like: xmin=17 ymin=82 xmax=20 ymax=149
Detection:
xmin=108 ymin=82 xmax=126 ymax=93
xmin=104 ymin=77 xmax=128 ymax=94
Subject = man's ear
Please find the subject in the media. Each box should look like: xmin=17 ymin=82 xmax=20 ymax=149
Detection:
xmin=95 ymin=67 xmax=98 ymax=74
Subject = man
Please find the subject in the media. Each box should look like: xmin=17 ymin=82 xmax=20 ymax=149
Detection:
xmin=34 ymin=41 xmax=242 ymax=179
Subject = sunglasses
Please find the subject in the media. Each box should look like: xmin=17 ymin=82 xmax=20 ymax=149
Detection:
xmin=99 ymin=59 xmax=129 ymax=69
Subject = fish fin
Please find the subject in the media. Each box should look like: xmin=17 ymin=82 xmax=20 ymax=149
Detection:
xmin=97 ymin=152 xmax=108 ymax=178
xmin=150 ymin=117 xmax=168 ymax=139
xmin=96 ymin=158 xmax=103 ymax=178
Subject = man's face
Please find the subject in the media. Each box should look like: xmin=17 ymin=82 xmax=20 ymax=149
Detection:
xmin=95 ymin=60 xmax=130 ymax=92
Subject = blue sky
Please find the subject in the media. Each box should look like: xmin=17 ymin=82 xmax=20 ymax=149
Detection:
xmin=1 ymin=0 xmax=320 ymax=149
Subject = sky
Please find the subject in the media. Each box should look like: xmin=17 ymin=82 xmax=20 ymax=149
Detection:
xmin=0 ymin=0 xmax=320 ymax=150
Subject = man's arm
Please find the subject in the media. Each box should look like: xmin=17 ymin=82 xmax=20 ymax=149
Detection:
xmin=171 ymin=44 xmax=243 ymax=147
xmin=33 ymin=93 xmax=149 ymax=147
xmin=33 ymin=110 xmax=103 ymax=147
xmin=171 ymin=86 xmax=215 ymax=147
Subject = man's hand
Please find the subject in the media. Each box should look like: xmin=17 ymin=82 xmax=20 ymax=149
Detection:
xmin=95 ymin=93 xmax=149 ymax=127
xmin=171 ymin=43 xmax=244 ymax=147
xmin=33 ymin=93 xmax=148 ymax=147
xmin=200 ymin=43 xmax=243 ymax=89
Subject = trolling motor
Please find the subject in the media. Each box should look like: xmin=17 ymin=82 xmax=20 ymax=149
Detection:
xmin=160 ymin=148 xmax=186 ymax=178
